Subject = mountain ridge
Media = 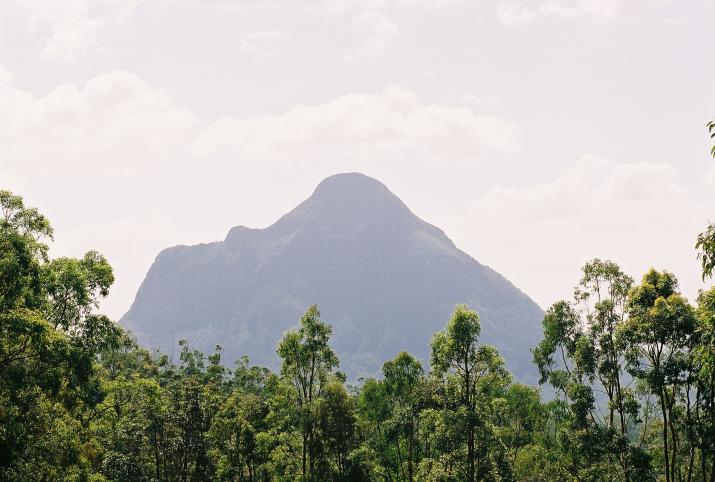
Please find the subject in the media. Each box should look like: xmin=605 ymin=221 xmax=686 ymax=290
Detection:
xmin=121 ymin=173 xmax=543 ymax=381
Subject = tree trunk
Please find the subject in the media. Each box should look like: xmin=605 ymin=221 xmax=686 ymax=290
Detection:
xmin=667 ymin=397 xmax=678 ymax=482
xmin=395 ymin=435 xmax=406 ymax=482
xmin=660 ymin=389 xmax=671 ymax=482
xmin=408 ymin=429 xmax=414 ymax=482
xmin=686 ymin=385 xmax=696 ymax=482
xmin=309 ymin=429 xmax=315 ymax=476
xmin=467 ymin=427 xmax=475 ymax=482
xmin=615 ymin=370 xmax=630 ymax=482
xmin=302 ymin=432 xmax=307 ymax=480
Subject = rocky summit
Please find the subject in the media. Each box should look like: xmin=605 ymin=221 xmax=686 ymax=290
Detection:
xmin=120 ymin=173 xmax=544 ymax=381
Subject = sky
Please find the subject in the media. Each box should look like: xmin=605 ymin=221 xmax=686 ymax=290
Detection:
xmin=1 ymin=0 xmax=714 ymax=320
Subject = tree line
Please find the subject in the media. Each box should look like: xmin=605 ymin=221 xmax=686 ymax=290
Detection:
xmin=1 ymin=128 xmax=714 ymax=481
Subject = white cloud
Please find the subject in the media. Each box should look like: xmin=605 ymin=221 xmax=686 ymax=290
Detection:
xmin=0 ymin=65 xmax=13 ymax=84
xmin=1 ymin=72 xmax=517 ymax=179
xmin=0 ymin=70 xmax=199 ymax=317
xmin=41 ymin=15 xmax=104 ymax=61
xmin=459 ymin=156 xmax=713 ymax=308
xmin=0 ymin=69 xmax=518 ymax=175
xmin=496 ymin=0 xmax=645 ymax=25
xmin=317 ymin=0 xmax=463 ymax=14
xmin=1 ymin=0 xmax=140 ymax=61
xmin=0 ymin=0 xmax=461 ymax=62
xmin=474 ymin=156 xmax=687 ymax=223
xmin=241 ymin=30 xmax=288 ymax=58
xmin=190 ymin=86 xmax=519 ymax=163
xmin=343 ymin=12 xmax=399 ymax=61
xmin=579 ymin=0 xmax=638 ymax=19
xmin=0 ymin=70 xmax=199 ymax=178
xmin=496 ymin=3 xmax=536 ymax=25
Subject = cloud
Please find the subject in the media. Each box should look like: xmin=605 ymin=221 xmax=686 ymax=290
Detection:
xmin=40 ymin=15 xmax=104 ymax=61
xmin=1 ymin=0 xmax=140 ymax=61
xmin=0 ymin=64 xmax=13 ymax=84
xmin=343 ymin=12 xmax=399 ymax=61
xmin=0 ymin=70 xmax=199 ymax=178
xmin=474 ymin=156 xmax=688 ymax=223
xmin=190 ymin=86 xmax=519 ymax=163
xmin=496 ymin=0 xmax=645 ymax=25
xmin=241 ymin=30 xmax=288 ymax=58
xmin=2 ymin=0 xmax=465 ymax=62
xmin=459 ymin=156 xmax=713 ymax=308
xmin=1 ymin=0 xmax=461 ymax=62
xmin=1 ymin=72 xmax=517 ymax=179
xmin=317 ymin=0 xmax=463 ymax=14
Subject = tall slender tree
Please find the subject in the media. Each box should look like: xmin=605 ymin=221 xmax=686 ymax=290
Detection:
xmin=431 ymin=304 xmax=512 ymax=482
xmin=534 ymin=259 xmax=651 ymax=480
xmin=277 ymin=305 xmax=339 ymax=480
xmin=382 ymin=351 xmax=424 ymax=481
xmin=621 ymin=269 xmax=697 ymax=482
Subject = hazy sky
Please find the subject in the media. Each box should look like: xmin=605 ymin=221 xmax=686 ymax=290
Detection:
xmin=1 ymin=0 xmax=714 ymax=319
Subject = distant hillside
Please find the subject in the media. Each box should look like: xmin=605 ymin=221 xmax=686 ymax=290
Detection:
xmin=121 ymin=173 xmax=544 ymax=381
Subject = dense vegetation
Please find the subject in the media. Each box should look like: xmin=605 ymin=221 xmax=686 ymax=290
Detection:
xmin=1 ymin=131 xmax=714 ymax=481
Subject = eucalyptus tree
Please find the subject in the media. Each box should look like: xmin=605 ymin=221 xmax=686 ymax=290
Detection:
xmin=382 ymin=351 xmax=424 ymax=481
xmin=498 ymin=383 xmax=543 ymax=466
xmin=315 ymin=380 xmax=357 ymax=479
xmin=431 ymin=304 xmax=513 ymax=482
xmin=355 ymin=377 xmax=395 ymax=479
xmin=0 ymin=190 xmax=122 ymax=480
xmin=533 ymin=259 xmax=651 ymax=481
xmin=532 ymin=299 xmax=606 ymax=477
xmin=621 ymin=269 xmax=697 ymax=482
xmin=277 ymin=304 xmax=339 ymax=480
xmin=575 ymin=260 xmax=636 ymax=433
xmin=693 ymin=287 xmax=715 ymax=481
xmin=209 ymin=390 xmax=269 ymax=481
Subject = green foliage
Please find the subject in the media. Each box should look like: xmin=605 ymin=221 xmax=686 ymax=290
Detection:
xmin=276 ymin=304 xmax=344 ymax=480
xmin=696 ymin=223 xmax=715 ymax=281
xmin=430 ymin=304 xmax=513 ymax=482
xmin=697 ymin=123 xmax=715 ymax=281
xmin=696 ymin=287 xmax=715 ymax=377
xmin=534 ymin=260 xmax=658 ymax=481
xmin=620 ymin=269 xmax=707 ymax=482
xmin=2 ymin=187 xmax=715 ymax=482
xmin=0 ymin=190 xmax=121 ymax=481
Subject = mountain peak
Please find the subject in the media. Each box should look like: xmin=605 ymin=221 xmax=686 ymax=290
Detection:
xmin=309 ymin=172 xmax=405 ymax=209
xmin=312 ymin=172 xmax=390 ymax=197
xmin=122 ymin=173 xmax=543 ymax=381
xmin=256 ymin=172 xmax=418 ymax=238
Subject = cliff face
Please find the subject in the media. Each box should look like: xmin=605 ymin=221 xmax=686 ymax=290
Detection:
xmin=121 ymin=173 xmax=543 ymax=380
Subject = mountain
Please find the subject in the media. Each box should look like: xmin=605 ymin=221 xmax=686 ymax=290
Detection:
xmin=120 ymin=173 xmax=544 ymax=381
